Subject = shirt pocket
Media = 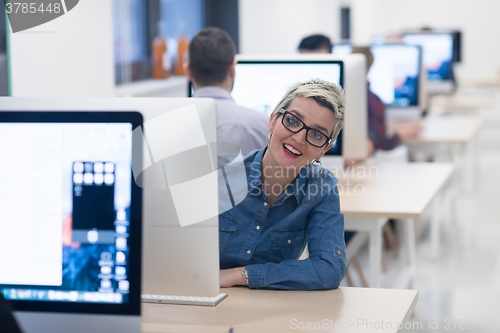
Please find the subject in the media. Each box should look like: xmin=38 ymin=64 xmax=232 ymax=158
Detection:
xmin=268 ymin=228 xmax=306 ymax=263
xmin=219 ymin=213 xmax=240 ymax=255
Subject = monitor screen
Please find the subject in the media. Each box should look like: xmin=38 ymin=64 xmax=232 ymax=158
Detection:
xmin=369 ymin=44 xmax=421 ymax=108
xmin=231 ymin=60 xmax=343 ymax=156
xmin=231 ymin=60 xmax=343 ymax=116
xmin=0 ymin=112 xmax=142 ymax=315
xmin=332 ymin=44 xmax=352 ymax=56
xmin=402 ymin=33 xmax=454 ymax=82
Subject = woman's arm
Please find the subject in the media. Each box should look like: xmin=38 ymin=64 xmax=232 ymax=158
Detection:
xmin=220 ymin=267 xmax=247 ymax=287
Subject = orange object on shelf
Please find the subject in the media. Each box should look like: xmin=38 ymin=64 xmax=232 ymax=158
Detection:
xmin=152 ymin=36 xmax=168 ymax=79
xmin=174 ymin=35 xmax=189 ymax=76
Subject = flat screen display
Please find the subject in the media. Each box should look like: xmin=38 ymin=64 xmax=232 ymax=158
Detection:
xmin=332 ymin=44 xmax=353 ymax=56
xmin=232 ymin=60 xmax=343 ymax=116
xmin=403 ymin=33 xmax=453 ymax=82
xmin=0 ymin=112 xmax=142 ymax=315
xmin=369 ymin=44 xmax=421 ymax=107
xmin=231 ymin=60 xmax=343 ymax=155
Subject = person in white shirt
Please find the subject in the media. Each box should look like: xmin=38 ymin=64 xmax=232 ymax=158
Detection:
xmin=184 ymin=27 xmax=268 ymax=155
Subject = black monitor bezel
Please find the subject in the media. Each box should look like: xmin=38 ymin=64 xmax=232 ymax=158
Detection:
xmin=0 ymin=111 xmax=143 ymax=316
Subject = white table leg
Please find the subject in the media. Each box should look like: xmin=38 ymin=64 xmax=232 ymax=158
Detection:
xmin=394 ymin=219 xmax=417 ymax=289
xmin=369 ymin=222 xmax=383 ymax=288
xmin=462 ymin=141 xmax=475 ymax=192
xmin=344 ymin=218 xmax=387 ymax=288
xmin=430 ymin=193 xmax=443 ymax=259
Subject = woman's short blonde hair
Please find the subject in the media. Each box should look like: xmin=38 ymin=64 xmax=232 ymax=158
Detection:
xmin=271 ymin=79 xmax=345 ymax=141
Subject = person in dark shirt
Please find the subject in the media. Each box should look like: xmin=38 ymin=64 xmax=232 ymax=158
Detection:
xmin=0 ymin=293 xmax=23 ymax=333
xmin=298 ymin=34 xmax=332 ymax=54
xmin=297 ymin=35 xmax=420 ymax=155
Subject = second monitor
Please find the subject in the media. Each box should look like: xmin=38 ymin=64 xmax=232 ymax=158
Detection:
xmin=229 ymin=55 xmax=368 ymax=161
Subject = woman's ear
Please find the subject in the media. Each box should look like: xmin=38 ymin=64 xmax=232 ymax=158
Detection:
xmin=268 ymin=112 xmax=277 ymax=133
xmin=316 ymin=142 xmax=333 ymax=161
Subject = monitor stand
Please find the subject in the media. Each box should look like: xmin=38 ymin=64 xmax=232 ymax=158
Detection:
xmin=321 ymin=156 xmax=344 ymax=177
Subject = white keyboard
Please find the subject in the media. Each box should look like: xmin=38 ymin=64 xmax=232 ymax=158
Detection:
xmin=141 ymin=293 xmax=227 ymax=306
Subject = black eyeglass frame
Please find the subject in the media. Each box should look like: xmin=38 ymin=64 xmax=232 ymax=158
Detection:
xmin=277 ymin=108 xmax=333 ymax=148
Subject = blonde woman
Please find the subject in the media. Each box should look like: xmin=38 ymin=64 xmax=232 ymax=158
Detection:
xmin=219 ymin=79 xmax=346 ymax=290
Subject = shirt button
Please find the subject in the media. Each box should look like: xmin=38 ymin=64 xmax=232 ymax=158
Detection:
xmin=256 ymin=226 xmax=261 ymax=230
xmin=247 ymin=250 xmax=252 ymax=255
xmin=264 ymin=202 xmax=268 ymax=206
xmin=287 ymin=240 xmax=292 ymax=244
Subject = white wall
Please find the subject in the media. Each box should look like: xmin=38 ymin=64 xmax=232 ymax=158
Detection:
xmin=351 ymin=0 xmax=500 ymax=80
xmin=239 ymin=0 xmax=342 ymax=55
xmin=9 ymin=0 xmax=114 ymax=97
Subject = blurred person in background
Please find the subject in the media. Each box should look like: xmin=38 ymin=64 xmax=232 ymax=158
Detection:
xmin=185 ymin=27 xmax=268 ymax=155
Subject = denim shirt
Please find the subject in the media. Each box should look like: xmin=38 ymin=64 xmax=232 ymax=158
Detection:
xmin=219 ymin=148 xmax=346 ymax=290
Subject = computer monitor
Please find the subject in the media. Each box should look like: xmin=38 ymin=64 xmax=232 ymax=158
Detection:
xmin=223 ymin=55 xmax=347 ymax=157
xmin=231 ymin=57 xmax=343 ymax=115
xmin=404 ymin=28 xmax=462 ymax=63
xmin=0 ymin=97 xmax=220 ymax=300
xmin=402 ymin=32 xmax=456 ymax=93
xmin=322 ymin=54 xmax=369 ymax=161
xmin=332 ymin=44 xmax=353 ymax=56
xmin=0 ymin=110 xmax=143 ymax=333
xmin=369 ymin=44 xmax=423 ymax=118
xmin=226 ymin=54 xmax=367 ymax=160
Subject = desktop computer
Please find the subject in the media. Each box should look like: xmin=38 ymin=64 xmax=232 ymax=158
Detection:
xmin=402 ymin=32 xmax=456 ymax=94
xmin=189 ymin=55 xmax=345 ymax=158
xmin=0 ymin=97 xmax=225 ymax=307
xmin=0 ymin=110 xmax=143 ymax=333
xmin=332 ymin=43 xmax=353 ymax=56
xmin=215 ymin=54 xmax=368 ymax=161
xmin=369 ymin=44 xmax=425 ymax=119
xmin=325 ymin=54 xmax=369 ymax=161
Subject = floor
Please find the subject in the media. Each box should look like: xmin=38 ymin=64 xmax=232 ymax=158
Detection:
xmin=344 ymin=89 xmax=500 ymax=333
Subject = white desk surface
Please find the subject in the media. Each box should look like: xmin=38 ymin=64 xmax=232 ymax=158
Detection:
xmin=335 ymin=162 xmax=455 ymax=220
xmin=142 ymin=287 xmax=418 ymax=333
xmin=430 ymin=91 xmax=499 ymax=110
xmin=390 ymin=115 xmax=484 ymax=145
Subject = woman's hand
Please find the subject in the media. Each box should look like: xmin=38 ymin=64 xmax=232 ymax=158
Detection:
xmin=220 ymin=267 xmax=247 ymax=288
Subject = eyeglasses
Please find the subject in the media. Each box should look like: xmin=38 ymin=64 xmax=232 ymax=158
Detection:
xmin=277 ymin=108 xmax=332 ymax=148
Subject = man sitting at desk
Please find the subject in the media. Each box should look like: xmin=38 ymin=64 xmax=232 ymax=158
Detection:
xmin=184 ymin=27 xmax=268 ymax=155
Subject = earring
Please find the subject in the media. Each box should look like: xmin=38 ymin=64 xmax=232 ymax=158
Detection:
xmin=311 ymin=159 xmax=324 ymax=176
xmin=267 ymin=132 xmax=273 ymax=147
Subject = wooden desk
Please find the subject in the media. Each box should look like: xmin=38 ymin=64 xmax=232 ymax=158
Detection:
xmin=339 ymin=163 xmax=454 ymax=219
xmin=403 ymin=115 xmax=484 ymax=146
xmin=326 ymin=161 xmax=455 ymax=288
xmin=430 ymin=92 xmax=499 ymax=112
xmin=397 ymin=115 xmax=483 ymax=192
xmin=459 ymin=77 xmax=500 ymax=88
xmin=142 ymin=287 xmax=418 ymax=333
